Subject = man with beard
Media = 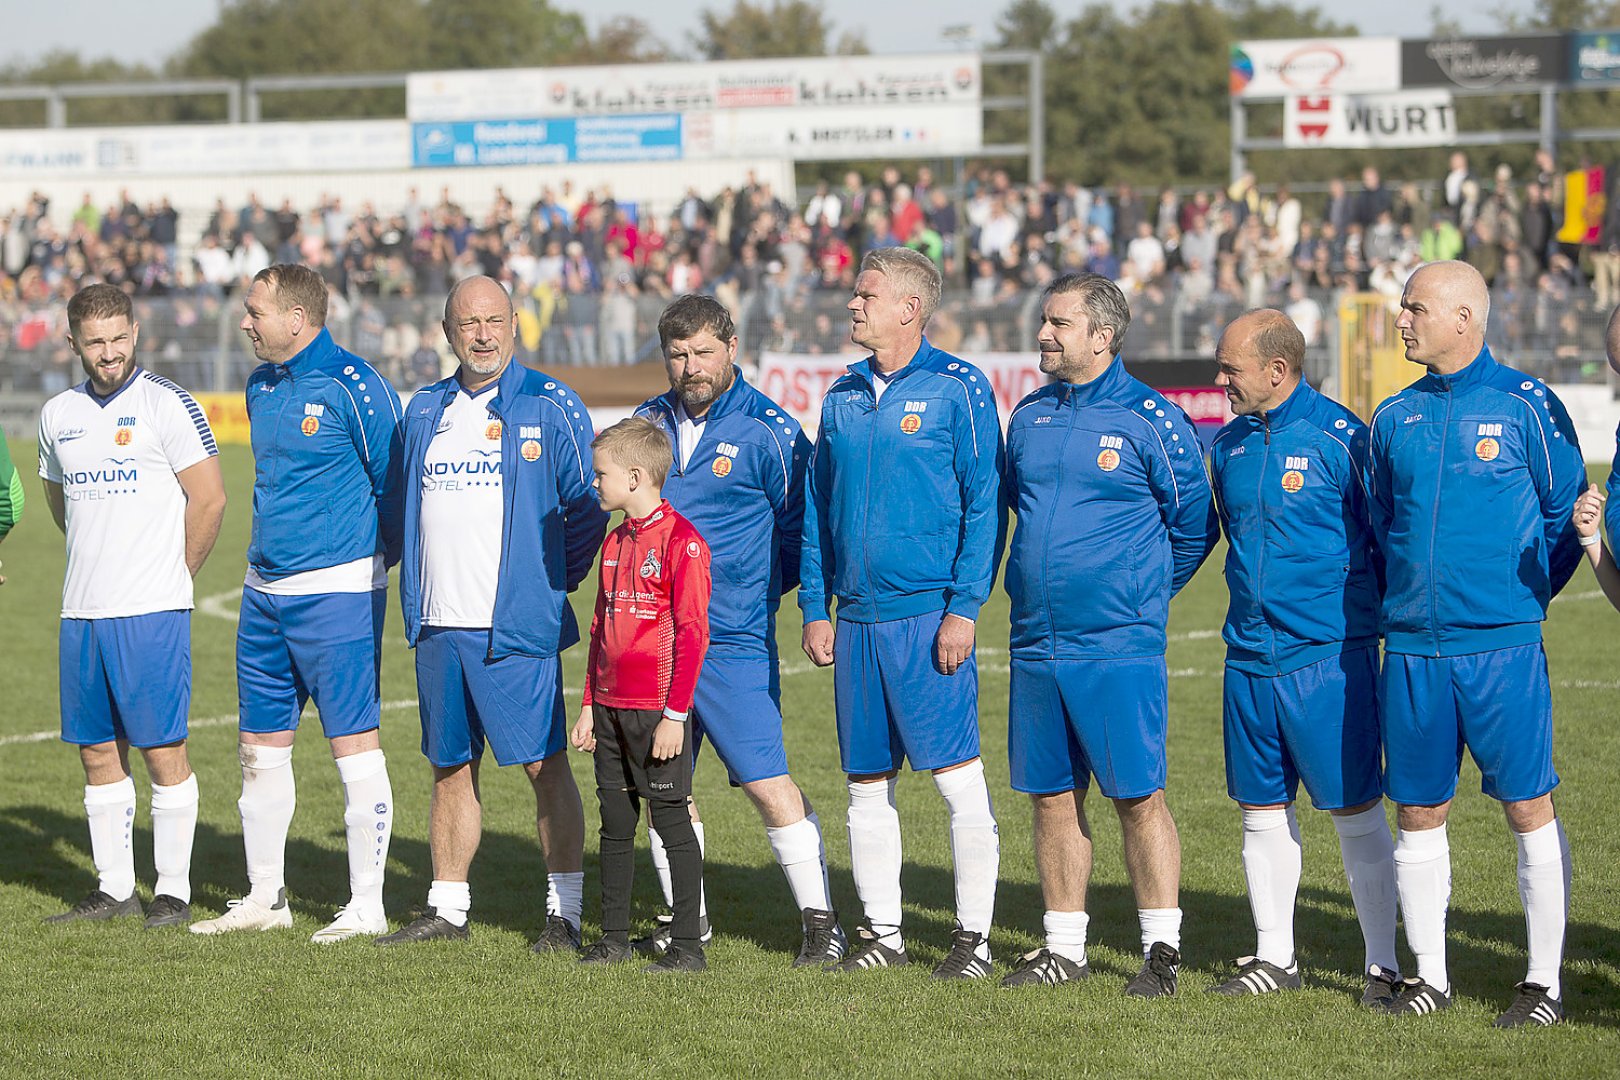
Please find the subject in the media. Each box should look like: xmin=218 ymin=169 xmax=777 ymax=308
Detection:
xmin=632 ymin=294 xmax=843 ymax=966
xmin=39 ymin=283 xmax=226 ymax=927
xmin=378 ymin=276 xmax=606 ymax=950
xmin=999 ymin=273 xmax=1216 ymax=994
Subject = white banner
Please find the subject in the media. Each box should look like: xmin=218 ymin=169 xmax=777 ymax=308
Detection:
xmin=408 ymin=54 xmax=982 ymax=121
xmin=754 ymin=353 xmax=1229 ymax=433
xmin=1283 ymin=89 xmax=1457 ymax=148
xmin=0 ymin=120 xmax=409 ymax=178
xmin=685 ymin=103 xmax=981 ymax=160
xmin=1230 ymin=37 xmax=1401 ymax=98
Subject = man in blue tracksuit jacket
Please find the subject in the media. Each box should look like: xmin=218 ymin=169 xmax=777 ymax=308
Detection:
xmin=1000 ymin=273 xmax=1216 ymax=996
xmin=1368 ymin=260 xmax=1584 ymax=1026
xmin=196 ymin=264 xmax=404 ymax=943
xmin=800 ymin=247 xmax=1005 ymax=978
xmin=1207 ymin=309 xmax=1398 ymax=1004
xmin=634 ymin=294 xmax=844 ymax=967
xmin=375 ymin=276 xmax=607 ymax=950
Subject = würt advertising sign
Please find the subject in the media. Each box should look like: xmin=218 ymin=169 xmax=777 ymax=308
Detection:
xmin=1284 ymin=90 xmax=1456 ymax=148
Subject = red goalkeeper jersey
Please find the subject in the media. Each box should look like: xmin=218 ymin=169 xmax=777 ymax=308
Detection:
xmin=583 ymin=500 xmax=712 ymax=716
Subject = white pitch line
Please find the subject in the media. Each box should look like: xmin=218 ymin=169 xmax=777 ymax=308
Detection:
xmin=0 ymin=700 xmax=419 ymax=749
xmin=196 ymin=588 xmax=242 ymax=624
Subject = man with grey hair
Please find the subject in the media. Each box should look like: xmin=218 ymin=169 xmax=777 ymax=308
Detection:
xmin=378 ymin=275 xmax=606 ymax=949
xmin=999 ymin=272 xmax=1217 ymax=995
xmin=800 ymin=246 xmax=1006 ymax=977
xmin=1368 ymin=260 xmax=1584 ymax=1025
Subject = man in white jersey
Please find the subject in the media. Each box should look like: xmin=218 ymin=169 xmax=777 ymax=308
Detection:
xmin=192 ymin=264 xmax=404 ymax=942
xmin=377 ymin=276 xmax=605 ymax=949
xmin=38 ymin=283 xmax=225 ymax=928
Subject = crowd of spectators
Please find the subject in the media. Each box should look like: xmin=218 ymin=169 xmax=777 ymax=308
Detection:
xmin=3 ymin=149 xmax=1617 ymax=395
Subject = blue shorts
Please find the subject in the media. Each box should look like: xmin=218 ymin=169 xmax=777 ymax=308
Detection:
xmin=1222 ymin=647 xmax=1383 ymax=810
xmin=60 ymin=611 xmax=190 ymax=748
xmin=237 ymin=587 xmax=386 ymax=739
xmin=691 ymin=651 xmax=790 ymax=786
xmin=1008 ymin=657 xmax=1167 ymax=798
xmin=414 ymin=627 xmax=565 ymax=768
xmin=833 ymin=612 xmax=980 ymax=775
xmin=1380 ymin=644 xmax=1558 ymax=805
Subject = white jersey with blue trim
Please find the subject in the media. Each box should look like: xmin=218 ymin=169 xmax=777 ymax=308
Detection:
xmin=37 ymin=369 xmax=218 ymax=619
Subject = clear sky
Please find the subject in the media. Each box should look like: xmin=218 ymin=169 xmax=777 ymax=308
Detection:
xmin=4 ymin=0 xmax=1540 ymax=70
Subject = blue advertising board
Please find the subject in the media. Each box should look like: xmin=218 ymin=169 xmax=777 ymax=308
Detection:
xmin=1572 ymin=31 xmax=1620 ymax=84
xmin=412 ymin=114 xmax=682 ymax=168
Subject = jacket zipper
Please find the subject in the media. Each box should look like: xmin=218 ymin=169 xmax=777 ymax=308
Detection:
xmin=1428 ymin=386 xmax=1450 ymax=657
xmin=1257 ymin=413 xmax=1272 ymax=666
xmin=1041 ymin=399 xmax=1073 ymax=656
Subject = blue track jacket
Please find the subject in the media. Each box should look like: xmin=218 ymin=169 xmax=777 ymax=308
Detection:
xmin=636 ymin=371 xmax=810 ymax=659
xmin=800 ymin=337 xmax=1005 ymax=625
xmin=246 ymin=327 xmax=403 ymax=578
xmin=398 ymin=362 xmax=607 ymax=658
xmin=1367 ymin=346 xmax=1585 ymax=657
xmin=1605 ymin=422 xmax=1620 ymax=548
xmin=1003 ymin=358 xmax=1217 ymax=659
xmin=1211 ymin=381 xmax=1380 ymax=676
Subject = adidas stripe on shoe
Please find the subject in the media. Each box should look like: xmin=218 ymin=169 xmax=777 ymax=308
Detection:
xmin=828 ymin=920 xmax=908 ymax=972
xmin=1000 ymin=948 xmax=1088 ymax=988
xmin=1209 ymin=956 xmax=1302 ymax=996
xmin=1493 ymin=982 xmax=1565 ymax=1028
xmin=931 ymin=926 xmax=993 ymax=980
xmin=1383 ymin=977 xmax=1451 ymax=1016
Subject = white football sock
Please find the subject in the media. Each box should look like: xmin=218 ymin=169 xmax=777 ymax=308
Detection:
xmin=847 ymin=777 xmax=903 ymax=947
xmin=1139 ymin=907 xmax=1183 ymax=955
xmin=84 ymin=777 xmax=137 ymax=901
xmin=692 ymin=821 xmax=708 ymax=920
xmin=649 ymin=822 xmax=708 ymax=919
xmin=237 ymin=743 xmax=295 ymax=907
xmin=1516 ymin=818 xmax=1570 ymax=999
xmin=1332 ymin=803 xmax=1399 ymax=974
xmin=427 ymin=879 xmax=471 ymax=927
xmin=335 ymin=748 xmax=392 ymax=915
xmin=1394 ymin=824 xmax=1451 ymax=993
xmin=767 ymin=812 xmax=833 ymax=912
xmin=1044 ymin=910 xmax=1089 ymax=965
xmin=547 ymin=870 xmax=584 ymax=930
xmin=1241 ymin=806 xmax=1302 ymax=968
xmin=648 ymin=825 xmax=676 ymax=909
xmin=934 ymin=759 xmax=999 ymax=947
xmin=150 ymin=773 xmax=199 ymax=904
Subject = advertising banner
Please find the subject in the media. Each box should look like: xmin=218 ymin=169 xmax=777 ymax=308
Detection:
xmin=408 ymin=54 xmax=982 ymax=121
xmin=411 ymin=115 xmax=682 ymax=168
xmin=0 ymin=120 xmax=409 ymax=178
xmin=1401 ymin=35 xmax=1567 ymax=88
xmin=1284 ymin=90 xmax=1456 ymax=148
xmin=755 ymin=353 xmax=1228 ymax=437
xmin=1572 ymin=30 xmax=1620 ymax=84
xmin=683 ymin=104 xmax=982 ymax=161
xmin=1229 ymin=38 xmax=1400 ymax=98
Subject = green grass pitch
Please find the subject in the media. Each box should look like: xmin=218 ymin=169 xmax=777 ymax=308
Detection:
xmin=0 ymin=440 xmax=1616 ymax=1077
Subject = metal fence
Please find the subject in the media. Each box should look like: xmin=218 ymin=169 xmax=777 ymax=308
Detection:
xmin=1 ymin=280 xmax=1610 ymax=397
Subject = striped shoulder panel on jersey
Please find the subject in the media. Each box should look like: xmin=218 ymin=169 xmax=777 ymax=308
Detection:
xmin=140 ymin=371 xmax=218 ymax=455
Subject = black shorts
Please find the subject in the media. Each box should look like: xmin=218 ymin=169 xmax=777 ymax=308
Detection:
xmin=594 ymin=706 xmax=693 ymax=800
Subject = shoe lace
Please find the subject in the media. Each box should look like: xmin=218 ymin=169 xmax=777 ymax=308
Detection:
xmin=1500 ymin=984 xmax=1547 ymax=1020
xmin=941 ymin=933 xmax=981 ymax=971
xmin=801 ymin=920 xmax=837 ymax=957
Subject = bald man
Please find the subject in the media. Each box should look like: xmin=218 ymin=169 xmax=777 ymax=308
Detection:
xmin=1368 ymin=261 xmax=1586 ymax=1025
xmin=379 ymin=276 xmax=607 ymax=949
xmin=1208 ymin=310 xmax=1397 ymax=1003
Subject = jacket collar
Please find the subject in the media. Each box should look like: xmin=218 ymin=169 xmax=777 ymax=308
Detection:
xmin=1257 ymin=379 xmax=1313 ymax=428
xmin=847 ymin=336 xmax=937 ymax=389
xmin=1418 ymin=344 xmax=1495 ymax=394
xmin=1057 ymin=354 xmax=1130 ymax=406
xmin=282 ymin=327 xmax=337 ymax=378
xmin=652 ymin=365 xmax=748 ymax=423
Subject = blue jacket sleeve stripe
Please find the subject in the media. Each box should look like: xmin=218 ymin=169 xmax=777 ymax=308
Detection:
xmin=1320 ymin=429 xmax=1369 ymax=501
xmin=750 ymin=416 xmax=791 ymax=491
xmin=941 ymin=372 xmax=982 ymax=455
xmin=539 ymin=394 xmax=591 ymax=486
xmin=1122 ymin=410 xmax=1181 ymax=510
xmin=334 ymin=378 xmax=373 ymax=462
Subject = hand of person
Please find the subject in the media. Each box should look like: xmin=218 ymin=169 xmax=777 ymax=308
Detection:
xmin=802 ymin=619 xmax=835 ymax=667
xmin=571 ymin=705 xmax=596 ymax=752
xmin=651 ymin=718 xmax=685 ymax=761
xmin=1574 ymin=483 xmax=1606 ymax=539
xmin=935 ymin=614 xmax=976 ymax=676
xmin=0 ymin=559 xmax=6 ymax=586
